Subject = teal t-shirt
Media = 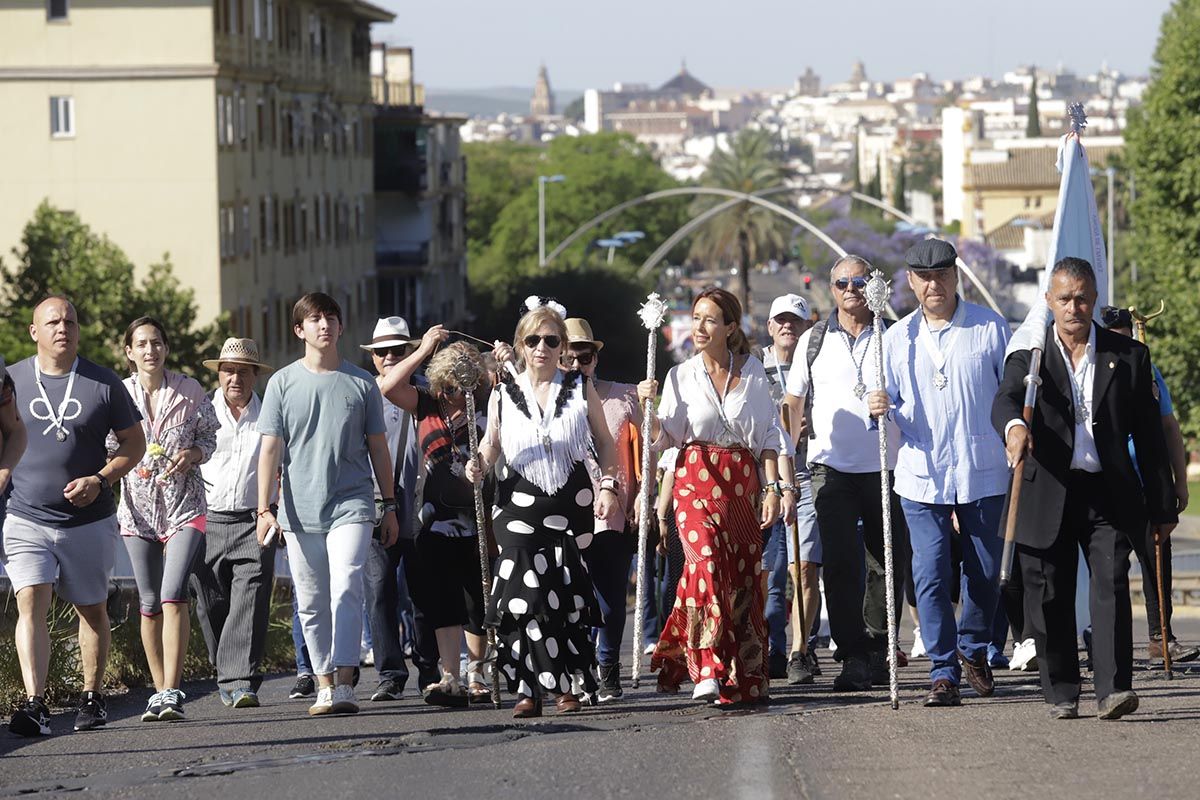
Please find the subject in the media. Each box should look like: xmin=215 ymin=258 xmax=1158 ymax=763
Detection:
xmin=258 ymin=359 xmax=385 ymax=534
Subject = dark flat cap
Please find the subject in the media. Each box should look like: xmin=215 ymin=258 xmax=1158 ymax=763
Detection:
xmin=905 ymin=239 xmax=958 ymax=271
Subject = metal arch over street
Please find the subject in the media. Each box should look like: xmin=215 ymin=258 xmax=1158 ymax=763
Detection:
xmin=544 ymin=184 xmax=1005 ymax=316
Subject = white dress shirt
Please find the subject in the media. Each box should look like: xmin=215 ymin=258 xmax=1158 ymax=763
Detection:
xmin=202 ymin=390 xmax=276 ymax=512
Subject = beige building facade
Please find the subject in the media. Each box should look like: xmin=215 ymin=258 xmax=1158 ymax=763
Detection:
xmin=0 ymin=0 xmax=393 ymax=363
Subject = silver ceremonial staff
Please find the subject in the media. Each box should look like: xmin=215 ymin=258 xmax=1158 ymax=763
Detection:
xmin=631 ymin=292 xmax=669 ymax=688
xmin=452 ymin=355 xmax=503 ymax=708
xmin=865 ymin=270 xmax=900 ymax=710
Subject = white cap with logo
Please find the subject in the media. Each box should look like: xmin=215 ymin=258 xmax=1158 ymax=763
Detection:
xmin=768 ymin=293 xmax=810 ymax=322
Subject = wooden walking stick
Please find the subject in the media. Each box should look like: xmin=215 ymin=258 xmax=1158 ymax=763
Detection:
xmin=631 ymin=293 xmax=669 ymax=688
xmin=1131 ymin=300 xmax=1172 ymax=679
xmin=780 ymin=402 xmax=808 ymax=659
xmin=453 ymin=355 xmax=503 ymax=708
xmin=999 ymin=348 xmax=1042 ymax=588
xmin=865 ymin=270 xmax=900 ymax=710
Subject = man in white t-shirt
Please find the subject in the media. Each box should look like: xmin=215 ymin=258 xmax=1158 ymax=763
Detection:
xmin=784 ymin=256 xmax=906 ymax=694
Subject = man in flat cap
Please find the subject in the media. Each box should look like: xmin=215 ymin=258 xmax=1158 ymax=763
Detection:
xmin=867 ymin=239 xmax=1011 ymax=707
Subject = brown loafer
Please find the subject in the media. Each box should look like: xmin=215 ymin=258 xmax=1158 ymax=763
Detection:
xmin=924 ymin=678 xmax=961 ymax=707
xmin=555 ymin=693 xmax=582 ymax=713
xmin=512 ymin=694 xmax=542 ymax=719
xmin=958 ymin=649 xmax=994 ymax=697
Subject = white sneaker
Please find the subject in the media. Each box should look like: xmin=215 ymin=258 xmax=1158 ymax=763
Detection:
xmin=909 ymin=627 xmax=927 ymax=660
xmin=1010 ymin=638 xmax=1038 ymax=672
xmin=691 ymin=678 xmax=720 ymax=702
xmin=360 ymin=645 xmax=375 ymax=667
xmin=308 ymin=686 xmax=334 ymax=716
xmin=330 ymin=684 xmax=359 ymax=714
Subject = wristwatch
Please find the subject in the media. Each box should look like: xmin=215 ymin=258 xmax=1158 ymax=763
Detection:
xmin=379 ymin=499 xmax=398 ymax=515
xmin=94 ymin=474 xmax=110 ymax=493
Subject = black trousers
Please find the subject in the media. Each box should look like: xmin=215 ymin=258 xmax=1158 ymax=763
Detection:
xmin=810 ymin=465 xmax=908 ymax=661
xmin=364 ymin=533 xmax=439 ymax=687
xmin=1018 ymin=471 xmax=1134 ymax=705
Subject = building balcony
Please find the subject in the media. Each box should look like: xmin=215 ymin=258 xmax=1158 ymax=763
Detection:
xmin=376 ymin=240 xmax=430 ymax=269
xmin=375 ymin=156 xmax=428 ymax=193
xmin=372 ymin=77 xmax=425 ymax=108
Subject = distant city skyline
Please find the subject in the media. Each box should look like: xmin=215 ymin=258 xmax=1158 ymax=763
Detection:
xmin=373 ymin=0 xmax=1172 ymax=90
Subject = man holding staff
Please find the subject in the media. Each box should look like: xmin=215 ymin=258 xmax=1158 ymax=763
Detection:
xmin=993 ymin=259 xmax=1176 ymax=719
xmin=787 ymin=257 xmax=903 ymax=692
xmin=868 ymin=239 xmax=1010 ymax=707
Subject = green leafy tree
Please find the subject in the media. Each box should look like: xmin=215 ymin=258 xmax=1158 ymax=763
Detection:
xmin=689 ymin=128 xmax=793 ymax=309
xmin=1124 ymin=0 xmax=1200 ymax=438
xmin=562 ymin=96 xmax=585 ymax=123
xmin=1026 ymin=74 xmax=1042 ymax=137
xmin=468 ymin=132 xmax=687 ymax=300
xmin=0 ymin=202 xmax=229 ymax=378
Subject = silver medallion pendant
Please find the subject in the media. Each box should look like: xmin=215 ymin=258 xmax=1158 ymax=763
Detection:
xmin=1075 ymin=404 xmax=1088 ymax=426
xmin=450 ymin=460 xmax=465 ymax=477
xmin=56 ymin=428 xmax=68 ymax=442
xmin=933 ymin=371 xmax=948 ymax=390
xmin=853 ymin=382 xmax=867 ymax=399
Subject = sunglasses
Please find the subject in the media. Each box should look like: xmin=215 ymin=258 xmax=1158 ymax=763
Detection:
xmin=373 ymin=345 xmax=412 ymax=357
xmin=523 ymin=334 xmax=562 ymax=349
xmin=834 ymin=276 xmax=869 ymax=291
xmin=1100 ymin=306 xmax=1132 ymax=329
xmin=561 ymin=351 xmax=596 ymax=366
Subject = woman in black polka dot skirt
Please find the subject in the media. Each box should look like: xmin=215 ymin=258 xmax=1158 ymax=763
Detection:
xmin=466 ymin=301 xmax=620 ymax=718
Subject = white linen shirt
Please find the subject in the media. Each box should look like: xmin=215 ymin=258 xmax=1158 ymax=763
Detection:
xmin=881 ymin=299 xmax=1011 ymax=505
xmin=654 ymin=354 xmax=790 ymax=459
xmin=785 ymin=315 xmax=899 ymax=473
xmin=201 ymin=390 xmax=276 ymax=513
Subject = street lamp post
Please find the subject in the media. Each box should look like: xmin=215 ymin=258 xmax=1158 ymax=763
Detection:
xmin=1105 ymin=166 xmax=1115 ymax=306
xmin=538 ymin=174 xmax=566 ymax=267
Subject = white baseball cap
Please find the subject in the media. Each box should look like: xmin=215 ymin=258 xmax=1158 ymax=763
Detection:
xmin=768 ymin=293 xmax=810 ymax=322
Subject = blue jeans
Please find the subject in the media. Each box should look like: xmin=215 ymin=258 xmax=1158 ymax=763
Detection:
xmin=902 ymin=495 xmax=1004 ymax=685
xmin=762 ymin=521 xmax=788 ymax=658
xmin=584 ymin=530 xmax=634 ymax=666
xmin=291 ymin=586 xmax=313 ymax=676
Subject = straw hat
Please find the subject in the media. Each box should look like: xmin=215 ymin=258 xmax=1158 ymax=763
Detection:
xmin=360 ymin=316 xmax=418 ymax=351
xmin=203 ymin=338 xmax=273 ymax=373
xmin=564 ymin=318 xmax=604 ymax=351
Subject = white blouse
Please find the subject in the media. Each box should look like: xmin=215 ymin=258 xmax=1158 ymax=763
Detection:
xmin=653 ymin=354 xmax=790 ymax=459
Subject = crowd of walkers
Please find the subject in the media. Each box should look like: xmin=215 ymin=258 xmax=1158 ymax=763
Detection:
xmin=2 ymin=238 xmax=1195 ymax=736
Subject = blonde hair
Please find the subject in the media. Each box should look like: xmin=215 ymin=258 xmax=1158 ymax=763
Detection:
xmin=426 ymin=341 xmax=485 ymax=395
xmin=513 ymin=307 xmax=568 ymax=363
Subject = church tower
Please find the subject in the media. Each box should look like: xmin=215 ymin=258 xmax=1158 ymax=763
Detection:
xmin=530 ymin=63 xmax=555 ymax=117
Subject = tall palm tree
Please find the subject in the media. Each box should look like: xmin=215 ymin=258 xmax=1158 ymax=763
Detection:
xmin=690 ymin=128 xmax=793 ymax=311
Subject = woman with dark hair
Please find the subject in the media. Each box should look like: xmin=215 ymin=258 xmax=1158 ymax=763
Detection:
xmin=637 ymin=287 xmax=790 ymax=705
xmin=465 ymin=302 xmax=620 ymax=718
xmin=115 ymin=316 xmax=219 ymax=722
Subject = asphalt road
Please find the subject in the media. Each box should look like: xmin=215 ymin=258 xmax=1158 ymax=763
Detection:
xmin=4 ymin=614 xmax=1199 ymax=800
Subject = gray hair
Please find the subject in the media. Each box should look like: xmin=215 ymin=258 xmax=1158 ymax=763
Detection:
xmin=830 ymin=254 xmax=872 ymax=281
xmin=1050 ymin=257 xmax=1097 ymax=290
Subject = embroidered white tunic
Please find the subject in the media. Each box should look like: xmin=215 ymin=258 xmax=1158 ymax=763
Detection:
xmin=489 ymin=369 xmax=592 ymax=496
xmin=652 ymin=354 xmax=789 ymax=459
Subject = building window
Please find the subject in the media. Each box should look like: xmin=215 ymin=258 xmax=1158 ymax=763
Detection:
xmin=241 ymin=202 xmax=251 ymax=256
xmin=47 ymin=0 xmax=68 ymax=21
xmin=238 ymin=92 xmax=247 ymax=148
xmin=252 ymin=0 xmax=262 ymax=39
xmin=50 ymin=96 xmax=74 ymax=138
xmin=265 ymin=0 xmax=275 ymax=41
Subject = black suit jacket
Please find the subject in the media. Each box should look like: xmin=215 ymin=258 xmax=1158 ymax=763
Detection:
xmin=991 ymin=323 xmax=1177 ymax=549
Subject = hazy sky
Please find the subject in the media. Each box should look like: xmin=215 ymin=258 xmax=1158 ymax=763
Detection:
xmin=372 ymin=0 xmax=1170 ymax=90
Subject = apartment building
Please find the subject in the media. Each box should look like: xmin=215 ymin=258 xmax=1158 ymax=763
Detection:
xmin=0 ymin=0 xmax=394 ymax=363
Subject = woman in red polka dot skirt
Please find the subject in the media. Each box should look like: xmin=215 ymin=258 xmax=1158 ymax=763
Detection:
xmin=467 ymin=301 xmax=621 ymax=718
xmin=637 ymin=288 xmax=793 ymax=705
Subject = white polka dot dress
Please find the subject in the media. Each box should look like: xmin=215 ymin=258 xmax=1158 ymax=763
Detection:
xmin=486 ymin=462 xmax=601 ymax=699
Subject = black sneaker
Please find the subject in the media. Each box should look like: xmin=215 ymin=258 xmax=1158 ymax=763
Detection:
xmin=597 ymin=662 xmax=623 ymax=702
xmin=289 ymin=674 xmax=316 ymax=699
xmin=370 ymin=679 xmax=404 ymax=702
xmin=157 ymin=688 xmax=186 ymax=721
xmin=806 ymin=650 xmax=822 ymax=677
xmin=787 ymin=651 xmax=814 ymax=685
xmin=9 ymin=697 xmax=51 ymax=737
xmin=869 ymin=648 xmax=890 ymax=685
xmin=141 ymin=691 xmax=164 ymax=721
xmin=74 ymin=691 xmax=108 ymax=731
xmin=832 ymin=656 xmax=872 ymax=691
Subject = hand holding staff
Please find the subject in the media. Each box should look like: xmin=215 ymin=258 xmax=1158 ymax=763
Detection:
xmin=452 ymin=354 xmax=503 ymax=708
xmin=865 ymin=270 xmax=900 ymax=711
xmin=631 ymin=293 xmax=669 ymax=688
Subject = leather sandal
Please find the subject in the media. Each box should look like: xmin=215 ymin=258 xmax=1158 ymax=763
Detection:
xmin=423 ymin=676 xmax=469 ymax=708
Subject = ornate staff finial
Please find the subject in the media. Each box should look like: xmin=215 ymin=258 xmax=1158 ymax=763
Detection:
xmin=1067 ymin=102 xmax=1088 ymax=135
xmin=865 ymin=270 xmax=891 ymax=316
xmin=637 ymin=292 xmax=669 ymax=331
xmin=451 ymin=353 xmax=484 ymax=392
